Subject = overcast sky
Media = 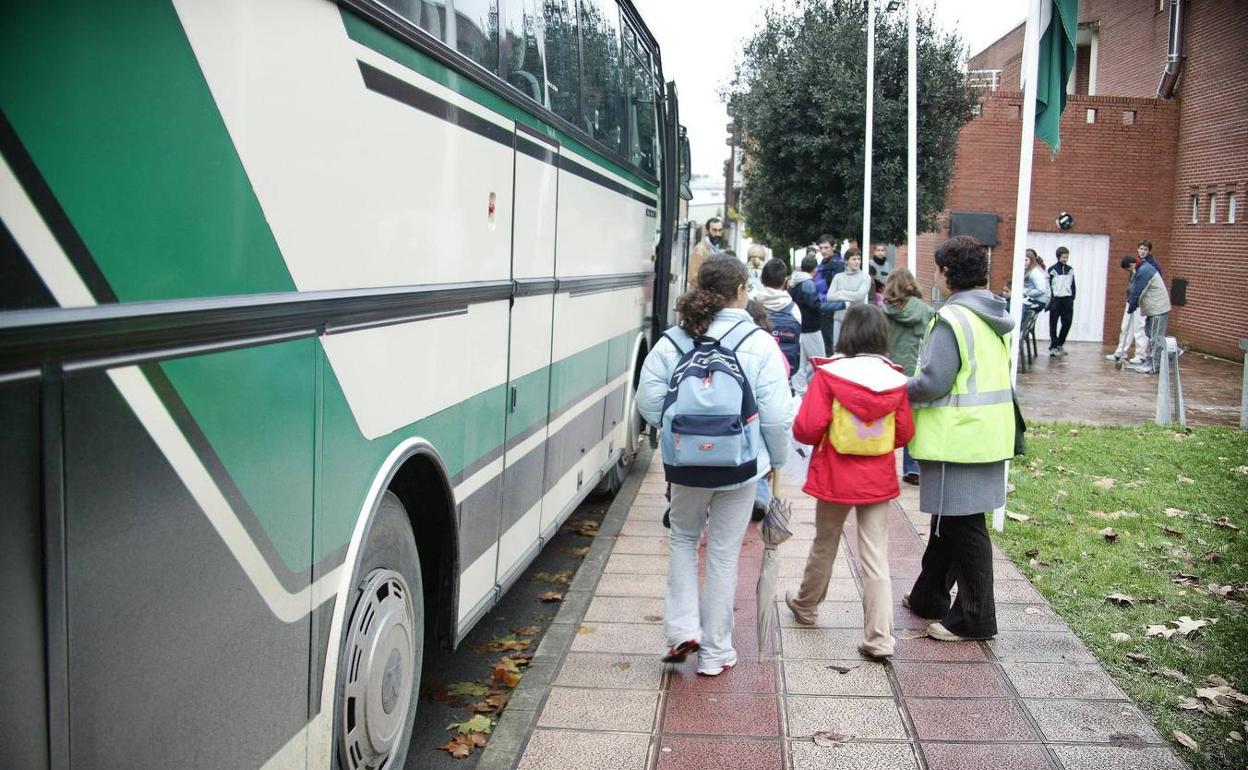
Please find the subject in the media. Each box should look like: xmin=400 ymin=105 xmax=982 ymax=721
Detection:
xmin=630 ymin=0 xmax=1027 ymax=181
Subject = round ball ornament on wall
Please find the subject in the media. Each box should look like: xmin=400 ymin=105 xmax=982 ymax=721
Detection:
xmin=1056 ymin=211 xmax=1074 ymax=230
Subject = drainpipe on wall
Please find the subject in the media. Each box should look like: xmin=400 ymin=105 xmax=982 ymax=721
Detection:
xmin=1157 ymin=0 xmax=1186 ymax=98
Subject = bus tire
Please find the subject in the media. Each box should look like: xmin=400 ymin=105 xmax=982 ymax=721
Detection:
xmin=335 ymin=491 xmax=423 ymax=770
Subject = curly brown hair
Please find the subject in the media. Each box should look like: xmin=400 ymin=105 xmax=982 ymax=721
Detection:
xmin=882 ymin=267 xmax=921 ymax=308
xmin=934 ymin=236 xmax=989 ymax=291
xmin=676 ymin=255 xmax=748 ymax=337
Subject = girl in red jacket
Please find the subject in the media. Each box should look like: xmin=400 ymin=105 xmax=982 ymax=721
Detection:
xmin=784 ymin=304 xmax=914 ymax=658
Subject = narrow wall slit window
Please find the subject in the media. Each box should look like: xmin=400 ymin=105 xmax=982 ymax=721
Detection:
xmin=1209 ymin=193 xmax=1217 ymax=224
xmin=1230 ymin=192 xmax=1238 ymax=224
xmin=1190 ymin=194 xmax=1198 ymax=224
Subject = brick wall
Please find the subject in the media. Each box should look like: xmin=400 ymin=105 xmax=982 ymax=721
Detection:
xmin=955 ymin=0 xmax=1248 ymax=358
xmin=915 ymin=93 xmax=1179 ymax=348
xmin=1166 ymin=0 xmax=1248 ymax=359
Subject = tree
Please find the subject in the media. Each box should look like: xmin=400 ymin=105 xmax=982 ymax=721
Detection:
xmin=726 ymin=0 xmax=978 ymax=251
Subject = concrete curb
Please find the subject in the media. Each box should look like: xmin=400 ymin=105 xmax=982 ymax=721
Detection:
xmin=475 ymin=445 xmax=654 ymax=770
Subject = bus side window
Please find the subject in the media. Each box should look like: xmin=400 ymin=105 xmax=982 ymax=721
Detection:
xmin=452 ymin=0 xmax=500 ymax=72
xmin=502 ymin=0 xmax=547 ymax=104
xmin=625 ymin=47 xmax=656 ymax=176
xmin=542 ymin=0 xmax=581 ymax=123
xmin=381 ymin=0 xmax=453 ymax=48
xmin=577 ymin=0 xmax=625 ymax=155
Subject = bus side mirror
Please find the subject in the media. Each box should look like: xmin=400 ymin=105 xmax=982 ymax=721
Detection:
xmin=678 ymin=126 xmax=692 ymax=200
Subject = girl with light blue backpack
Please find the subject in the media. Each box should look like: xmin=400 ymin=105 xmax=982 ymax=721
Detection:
xmin=637 ymin=256 xmax=795 ymax=676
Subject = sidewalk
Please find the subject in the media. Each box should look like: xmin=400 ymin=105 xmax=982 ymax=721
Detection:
xmin=499 ymin=451 xmax=1189 ymax=770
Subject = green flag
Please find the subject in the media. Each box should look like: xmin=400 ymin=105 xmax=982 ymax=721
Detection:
xmin=1035 ymin=0 xmax=1078 ymax=151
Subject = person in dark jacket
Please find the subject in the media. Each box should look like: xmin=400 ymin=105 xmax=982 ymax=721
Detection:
xmin=1127 ymin=240 xmax=1171 ymax=374
xmin=1046 ymin=246 xmax=1076 ymax=356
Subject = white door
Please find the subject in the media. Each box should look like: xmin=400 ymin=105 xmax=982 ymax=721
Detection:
xmin=1026 ymin=232 xmax=1108 ymax=342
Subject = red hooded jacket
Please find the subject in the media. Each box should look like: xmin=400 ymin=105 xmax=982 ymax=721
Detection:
xmin=793 ymin=354 xmax=915 ymax=505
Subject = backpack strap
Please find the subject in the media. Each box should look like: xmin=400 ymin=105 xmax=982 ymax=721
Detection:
xmin=719 ymin=319 xmax=762 ymax=352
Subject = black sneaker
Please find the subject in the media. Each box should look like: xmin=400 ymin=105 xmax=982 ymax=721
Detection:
xmin=662 ymin=507 xmax=671 ymax=529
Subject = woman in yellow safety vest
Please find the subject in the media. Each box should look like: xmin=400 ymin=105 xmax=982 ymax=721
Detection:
xmin=902 ymin=236 xmax=1016 ymax=641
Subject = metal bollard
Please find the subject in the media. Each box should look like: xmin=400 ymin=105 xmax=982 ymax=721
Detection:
xmin=1155 ymin=336 xmax=1186 ymax=427
xmin=1240 ymin=339 xmax=1247 ymax=429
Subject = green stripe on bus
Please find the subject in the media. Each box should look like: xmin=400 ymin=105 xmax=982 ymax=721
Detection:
xmin=0 ymin=0 xmax=295 ymax=301
xmin=339 ymin=9 xmax=660 ymax=195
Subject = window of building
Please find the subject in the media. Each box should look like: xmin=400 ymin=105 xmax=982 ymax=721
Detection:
xmin=1190 ymin=194 xmax=1198 ymax=224
xmin=502 ymin=0 xmax=546 ymax=104
xmin=1086 ymin=108 xmax=1097 ymax=123
xmin=1122 ymin=110 xmax=1136 ymax=125
xmin=541 ymin=0 xmax=581 ymax=124
xmin=1208 ymin=193 xmax=1217 ymax=224
xmin=1230 ymin=192 xmax=1239 ymax=224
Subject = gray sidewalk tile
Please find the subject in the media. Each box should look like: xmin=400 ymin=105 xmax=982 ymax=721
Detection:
xmin=1049 ymin=744 xmax=1188 ymax=770
xmin=921 ymin=742 xmax=1056 ymax=770
xmin=776 ymin=577 xmax=861 ymax=601
xmin=988 ymin=632 xmax=1097 ymax=664
xmin=516 ymin=729 xmax=651 ymax=770
xmin=790 ymin=740 xmax=921 ymax=770
xmin=776 ymin=600 xmax=864 ymax=628
xmin=584 ymin=595 xmax=666 ymax=624
xmin=553 ymin=652 xmax=666 ymax=690
xmin=995 ymin=604 xmax=1067 ymax=632
xmin=891 ymin=636 xmax=989 ymax=662
xmin=620 ymin=519 xmax=672 ymax=537
xmin=535 ymin=686 xmax=659 ymax=732
xmin=612 ymin=535 xmax=670 ymax=554
xmin=780 ymin=628 xmax=869 ymax=659
xmin=782 ymin=659 xmax=893 ymax=696
xmin=656 ymin=736 xmax=781 ymax=770
xmin=992 ymin=579 xmax=1048 ymax=604
xmin=569 ymin=621 xmax=666 ymax=654
xmin=785 ymin=696 xmax=908 ymax=739
xmin=1003 ymin=662 xmax=1128 ymax=699
xmin=603 ymin=553 xmax=669 ymax=574
xmin=595 ymin=572 xmax=667 ymax=598
xmin=1024 ymin=700 xmax=1163 ymax=744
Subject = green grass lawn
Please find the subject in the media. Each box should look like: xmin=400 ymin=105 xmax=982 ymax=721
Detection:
xmin=994 ymin=423 xmax=1248 ymax=770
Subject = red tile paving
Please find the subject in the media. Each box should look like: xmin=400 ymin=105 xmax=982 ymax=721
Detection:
xmin=907 ymin=697 xmax=1039 ymax=742
xmin=893 ymin=661 xmax=1011 ymax=698
xmin=667 ymin=658 xmax=776 ymax=694
xmin=662 ymin=692 xmax=779 ymax=736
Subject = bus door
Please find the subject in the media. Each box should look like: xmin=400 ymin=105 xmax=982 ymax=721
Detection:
xmin=496 ymin=126 xmax=560 ymax=588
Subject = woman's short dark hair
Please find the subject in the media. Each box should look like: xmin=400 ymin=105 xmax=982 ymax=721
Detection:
xmin=934 ymin=236 xmax=989 ymax=292
xmin=836 ymin=304 xmax=890 ymax=357
xmin=675 ymin=255 xmax=748 ymax=337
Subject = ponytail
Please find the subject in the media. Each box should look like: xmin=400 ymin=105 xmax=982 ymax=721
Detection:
xmin=676 ymin=255 xmax=749 ymax=337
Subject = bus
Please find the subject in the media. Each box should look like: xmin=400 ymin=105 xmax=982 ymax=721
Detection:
xmin=0 ymin=1 xmax=690 ymax=767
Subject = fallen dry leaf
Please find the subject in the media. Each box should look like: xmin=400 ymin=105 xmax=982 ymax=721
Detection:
xmin=564 ymin=546 xmax=591 ymax=558
xmin=565 ymin=519 xmax=600 ymax=537
xmin=1127 ymin=653 xmax=1150 ymax=664
xmin=1023 ymin=606 xmax=1045 ymax=616
xmin=1005 ymin=511 xmax=1030 ymax=522
xmin=1156 ymin=668 xmax=1191 ymax=684
xmin=533 ymin=570 xmax=573 ymax=584
xmin=441 ymin=681 xmax=489 ymax=699
xmin=1106 ymin=593 xmax=1135 ymax=607
xmin=1173 ymin=730 xmax=1199 ymax=751
xmin=1093 ymin=477 xmax=1116 ymax=490
xmin=1028 ymin=558 xmax=1049 ymax=570
xmin=1110 ymin=632 xmax=1131 ymax=642
xmin=1172 ymin=616 xmax=1210 ymax=636
xmin=576 ymin=624 xmax=597 ymax=635
xmin=513 ymin=626 xmax=541 ymax=637
xmin=826 ymin=664 xmax=859 ymax=674
xmin=1172 ymin=573 xmax=1201 ymax=585
xmin=482 ymin=635 xmax=531 ymax=653
xmin=1091 ymin=510 xmax=1139 ymax=520
xmin=1025 ymin=548 xmax=1040 ymax=558
xmin=447 ymin=714 xmax=493 ymax=735
xmin=491 ymin=659 xmax=523 ymax=688
xmin=1176 ymin=697 xmax=1206 ymax=711
xmin=536 ymin=591 xmax=564 ymax=602
xmin=1146 ymin=625 xmax=1178 ymax=639
xmin=1099 ymin=527 xmax=1119 ymax=543
xmin=812 ymin=731 xmax=852 ymax=748
xmin=1165 ymin=508 xmax=1190 ymax=518
xmin=1177 ymin=475 xmax=1195 ymax=484
xmin=1200 ymin=551 xmax=1222 ymax=563
xmin=1229 ymin=731 xmax=1244 ymax=743
xmin=1159 ymin=525 xmax=1185 ymax=538
xmin=643 ymin=614 xmax=663 ymax=622
xmin=1213 ymin=517 xmax=1241 ymax=532
xmin=610 ymin=660 xmax=633 ymax=672
xmin=440 ymin=730 xmax=488 ymax=758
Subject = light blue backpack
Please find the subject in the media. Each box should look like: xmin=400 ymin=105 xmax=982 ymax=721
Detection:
xmin=659 ymin=320 xmax=763 ymax=488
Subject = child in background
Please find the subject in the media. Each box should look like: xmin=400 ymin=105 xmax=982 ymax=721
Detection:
xmin=784 ymin=304 xmax=914 ymax=658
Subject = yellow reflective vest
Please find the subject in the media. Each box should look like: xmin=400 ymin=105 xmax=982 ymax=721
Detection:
xmin=909 ymin=304 xmax=1016 ymax=463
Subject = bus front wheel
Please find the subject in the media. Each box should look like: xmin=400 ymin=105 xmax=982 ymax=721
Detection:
xmin=336 ymin=492 xmax=423 ymax=770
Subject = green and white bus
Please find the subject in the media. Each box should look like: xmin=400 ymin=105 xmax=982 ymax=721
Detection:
xmin=0 ymin=1 xmax=690 ymax=767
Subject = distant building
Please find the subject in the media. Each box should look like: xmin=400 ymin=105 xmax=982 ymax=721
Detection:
xmin=916 ymin=0 xmax=1245 ymax=358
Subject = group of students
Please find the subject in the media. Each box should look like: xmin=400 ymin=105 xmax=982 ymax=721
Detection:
xmin=638 ymin=236 xmax=1016 ymax=676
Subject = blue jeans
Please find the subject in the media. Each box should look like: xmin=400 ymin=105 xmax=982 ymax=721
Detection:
xmin=902 ymin=446 xmax=919 ymax=477
xmin=755 ymin=477 xmax=770 ymax=509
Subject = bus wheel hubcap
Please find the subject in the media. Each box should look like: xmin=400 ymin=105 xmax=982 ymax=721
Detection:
xmin=339 ymin=569 xmax=415 ymax=770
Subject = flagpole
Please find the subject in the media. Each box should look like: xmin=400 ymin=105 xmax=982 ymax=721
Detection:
xmin=862 ymin=0 xmax=875 ymax=259
xmin=994 ymin=0 xmax=1044 ymax=532
xmin=906 ymin=0 xmax=918 ymax=274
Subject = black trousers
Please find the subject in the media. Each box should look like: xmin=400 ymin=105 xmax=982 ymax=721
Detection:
xmin=1048 ymin=296 xmax=1074 ymax=349
xmin=908 ymin=513 xmax=998 ymax=638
